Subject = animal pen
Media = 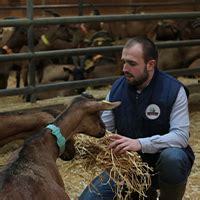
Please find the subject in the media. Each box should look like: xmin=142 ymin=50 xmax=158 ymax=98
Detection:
xmin=0 ymin=0 xmax=200 ymax=102
xmin=0 ymin=0 xmax=200 ymax=199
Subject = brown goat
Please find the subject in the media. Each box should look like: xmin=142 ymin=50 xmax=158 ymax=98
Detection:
xmin=0 ymin=95 xmax=121 ymax=200
xmin=158 ymin=46 xmax=200 ymax=71
xmin=0 ymin=109 xmax=61 ymax=147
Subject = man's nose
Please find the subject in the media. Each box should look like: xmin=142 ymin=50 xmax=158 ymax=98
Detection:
xmin=123 ymin=63 xmax=129 ymax=72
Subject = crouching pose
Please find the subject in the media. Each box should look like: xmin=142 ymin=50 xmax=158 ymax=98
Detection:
xmin=79 ymin=36 xmax=195 ymax=200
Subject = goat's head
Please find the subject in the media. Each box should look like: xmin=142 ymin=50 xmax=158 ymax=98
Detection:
xmin=156 ymin=20 xmax=180 ymax=41
xmin=67 ymin=93 xmax=121 ymax=138
xmin=50 ymin=94 xmax=120 ymax=159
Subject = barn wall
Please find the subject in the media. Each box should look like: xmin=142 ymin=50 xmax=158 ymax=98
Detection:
xmin=0 ymin=0 xmax=200 ymax=19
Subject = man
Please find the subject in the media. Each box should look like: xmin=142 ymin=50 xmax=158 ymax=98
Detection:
xmin=79 ymin=36 xmax=195 ymax=200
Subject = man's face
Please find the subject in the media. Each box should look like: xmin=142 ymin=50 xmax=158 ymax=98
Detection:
xmin=121 ymin=44 xmax=149 ymax=86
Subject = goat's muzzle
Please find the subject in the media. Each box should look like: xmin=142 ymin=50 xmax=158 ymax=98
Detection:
xmin=96 ymin=128 xmax=106 ymax=138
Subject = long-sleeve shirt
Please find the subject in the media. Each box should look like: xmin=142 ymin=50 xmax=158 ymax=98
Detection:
xmin=101 ymin=86 xmax=190 ymax=154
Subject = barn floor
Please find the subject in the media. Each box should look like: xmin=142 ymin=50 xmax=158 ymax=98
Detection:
xmin=60 ymin=107 xmax=200 ymax=200
xmin=0 ymin=75 xmax=200 ymax=199
xmin=58 ymin=106 xmax=200 ymax=200
xmin=0 ymin=102 xmax=199 ymax=199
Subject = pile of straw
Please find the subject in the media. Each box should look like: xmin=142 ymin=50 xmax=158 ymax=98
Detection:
xmin=75 ymin=132 xmax=153 ymax=200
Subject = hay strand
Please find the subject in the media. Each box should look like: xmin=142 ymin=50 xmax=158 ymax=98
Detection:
xmin=75 ymin=132 xmax=153 ymax=200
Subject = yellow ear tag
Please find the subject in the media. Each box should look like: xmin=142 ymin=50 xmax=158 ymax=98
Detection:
xmin=84 ymin=59 xmax=94 ymax=70
xmin=41 ymin=34 xmax=50 ymax=45
xmin=93 ymin=54 xmax=103 ymax=62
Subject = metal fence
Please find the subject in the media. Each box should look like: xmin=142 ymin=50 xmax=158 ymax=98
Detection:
xmin=0 ymin=1 xmax=200 ymax=11
xmin=0 ymin=0 xmax=200 ymax=102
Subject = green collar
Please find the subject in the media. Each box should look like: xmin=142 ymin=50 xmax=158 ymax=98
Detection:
xmin=46 ymin=124 xmax=66 ymax=156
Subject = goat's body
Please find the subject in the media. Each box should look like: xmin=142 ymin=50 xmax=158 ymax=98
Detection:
xmin=0 ymin=164 xmax=68 ymax=200
xmin=0 ymin=95 xmax=120 ymax=199
xmin=0 ymin=110 xmax=57 ymax=147
xmin=0 ymin=131 xmax=69 ymax=200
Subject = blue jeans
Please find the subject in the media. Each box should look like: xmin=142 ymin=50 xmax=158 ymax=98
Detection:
xmin=79 ymin=147 xmax=194 ymax=200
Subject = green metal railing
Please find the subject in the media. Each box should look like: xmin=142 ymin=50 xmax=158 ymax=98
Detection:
xmin=0 ymin=0 xmax=200 ymax=101
xmin=0 ymin=1 xmax=199 ymax=10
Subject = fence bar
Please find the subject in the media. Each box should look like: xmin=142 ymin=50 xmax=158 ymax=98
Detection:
xmin=0 ymin=77 xmax=118 ymax=96
xmin=1 ymin=40 xmax=200 ymax=62
xmin=166 ymin=67 xmax=200 ymax=76
xmin=0 ymin=2 xmax=198 ymax=10
xmin=27 ymin=0 xmax=36 ymax=102
xmin=0 ymin=67 xmax=200 ymax=97
xmin=1 ymin=9 xmax=200 ymax=99
xmin=78 ymin=0 xmax=84 ymax=16
xmin=1 ymin=12 xmax=200 ymax=27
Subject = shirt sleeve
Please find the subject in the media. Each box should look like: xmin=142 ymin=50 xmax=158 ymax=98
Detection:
xmin=101 ymin=92 xmax=116 ymax=133
xmin=139 ymin=86 xmax=190 ymax=153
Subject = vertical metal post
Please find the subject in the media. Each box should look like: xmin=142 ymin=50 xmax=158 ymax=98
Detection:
xmin=78 ymin=0 xmax=84 ymax=16
xmin=26 ymin=0 xmax=36 ymax=102
xmin=42 ymin=0 xmax=46 ymax=16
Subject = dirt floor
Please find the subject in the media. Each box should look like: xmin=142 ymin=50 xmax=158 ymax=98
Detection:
xmin=0 ymin=102 xmax=199 ymax=199
xmin=0 ymin=75 xmax=200 ymax=199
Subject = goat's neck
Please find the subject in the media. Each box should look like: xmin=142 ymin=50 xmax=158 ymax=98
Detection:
xmin=54 ymin=108 xmax=83 ymax=139
xmin=45 ymin=107 xmax=84 ymax=159
xmin=22 ymin=131 xmax=60 ymax=162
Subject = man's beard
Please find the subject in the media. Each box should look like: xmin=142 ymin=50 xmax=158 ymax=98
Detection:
xmin=124 ymin=65 xmax=148 ymax=86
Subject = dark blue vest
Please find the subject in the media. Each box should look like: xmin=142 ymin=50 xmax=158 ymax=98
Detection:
xmin=109 ymin=69 xmax=187 ymax=139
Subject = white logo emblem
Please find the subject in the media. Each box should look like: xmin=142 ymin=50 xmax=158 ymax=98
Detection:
xmin=145 ymin=104 xmax=160 ymax=120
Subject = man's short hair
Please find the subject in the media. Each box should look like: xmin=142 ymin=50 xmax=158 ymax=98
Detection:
xmin=124 ymin=36 xmax=158 ymax=64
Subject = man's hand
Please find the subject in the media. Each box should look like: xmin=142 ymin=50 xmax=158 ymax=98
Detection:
xmin=108 ymin=134 xmax=142 ymax=154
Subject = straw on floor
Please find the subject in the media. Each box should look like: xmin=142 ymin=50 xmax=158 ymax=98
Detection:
xmin=75 ymin=132 xmax=153 ymax=200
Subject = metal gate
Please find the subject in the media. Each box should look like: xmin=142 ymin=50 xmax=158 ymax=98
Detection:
xmin=0 ymin=0 xmax=200 ymax=102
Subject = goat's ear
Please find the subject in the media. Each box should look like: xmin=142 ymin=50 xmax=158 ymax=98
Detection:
xmin=101 ymin=100 xmax=121 ymax=110
xmin=63 ymin=67 xmax=73 ymax=74
xmin=84 ymin=59 xmax=95 ymax=73
xmin=91 ymin=100 xmax=121 ymax=111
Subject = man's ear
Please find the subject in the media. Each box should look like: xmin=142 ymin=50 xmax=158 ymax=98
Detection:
xmin=147 ymin=59 xmax=156 ymax=71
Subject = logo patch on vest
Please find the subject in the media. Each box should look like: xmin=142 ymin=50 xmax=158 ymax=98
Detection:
xmin=145 ymin=104 xmax=160 ymax=120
